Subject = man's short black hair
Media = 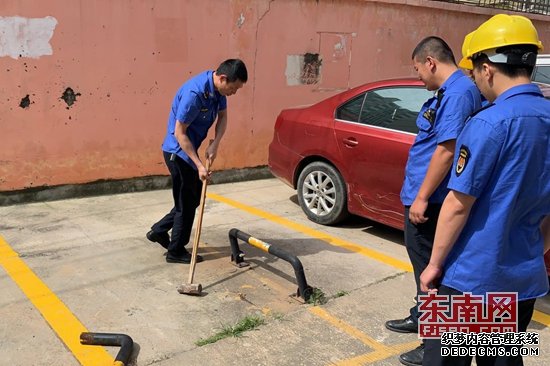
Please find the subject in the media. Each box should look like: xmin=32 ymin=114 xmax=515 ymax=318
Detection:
xmin=216 ymin=59 xmax=248 ymax=83
xmin=472 ymin=45 xmax=537 ymax=78
xmin=412 ymin=36 xmax=456 ymax=65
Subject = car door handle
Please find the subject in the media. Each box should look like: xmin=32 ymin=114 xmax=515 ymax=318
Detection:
xmin=342 ymin=137 xmax=358 ymax=147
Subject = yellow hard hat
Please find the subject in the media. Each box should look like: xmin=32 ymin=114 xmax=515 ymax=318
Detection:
xmin=459 ymin=14 xmax=543 ymax=70
xmin=458 ymin=31 xmax=475 ymax=70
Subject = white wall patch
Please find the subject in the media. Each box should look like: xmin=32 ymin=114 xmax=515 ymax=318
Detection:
xmin=236 ymin=13 xmax=245 ymax=28
xmin=285 ymin=55 xmax=302 ymax=86
xmin=0 ymin=16 xmax=57 ymax=59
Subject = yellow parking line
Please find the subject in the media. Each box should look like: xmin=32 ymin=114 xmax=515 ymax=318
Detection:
xmin=309 ymin=306 xmax=390 ymax=352
xmin=246 ymin=269 xmax=297 ymax=298
xmin=0 ymin=235 xmax=113 ymax=366
xmin=208 ymin=192 xmax=550 ymax=328
xmin=308 ymin=306 xmax=419 ymax=365
xmin=532 ymin=310 xmax=550 ymax=327
xmin=207 ymin=193 xmax=413 ymax=272
xmin=331 ymin=343 xmax=419 ymax=366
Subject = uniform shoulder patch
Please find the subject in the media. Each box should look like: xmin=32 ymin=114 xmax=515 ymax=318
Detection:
xmin=455 ymin=145 xmax=470 ymax=176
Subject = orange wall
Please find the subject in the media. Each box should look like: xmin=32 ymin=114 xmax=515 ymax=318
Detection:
xmin=1 ymin=0 xmax=549 ymax=191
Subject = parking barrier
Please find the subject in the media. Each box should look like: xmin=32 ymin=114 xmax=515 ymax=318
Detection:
xmin=80 ymin=332 xmax=133 ymax=366
xmin=228 ymin=228 xmax=313 ymax=301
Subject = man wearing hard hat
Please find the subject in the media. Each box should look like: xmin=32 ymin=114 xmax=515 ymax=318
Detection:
xmin=420 ymin=14 xmax=550 ymax=365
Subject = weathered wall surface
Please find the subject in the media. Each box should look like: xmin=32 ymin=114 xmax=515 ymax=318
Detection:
xmin=1 ymin=0 xmax=549 ymax=191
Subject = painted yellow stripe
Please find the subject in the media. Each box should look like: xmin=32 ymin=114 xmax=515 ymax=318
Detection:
xmin=0 ymin=235 xmax=113 ymax=366
xmin=332 ymin=342 xmax=420 ymax=366
xmin=309 ymin=306 xmax=419 ymax=365
xmin=248 ymin=237 xmax=271 ymax=252
xmin=309 ymin=306 xmax=390 ymax=352
xmin=247 ymin=269 xmax=297 ymax=298
xmin=532 ymin=310 xmax=550 ymax=327
xmin=207 ymin=193 xmax=413 ymax=272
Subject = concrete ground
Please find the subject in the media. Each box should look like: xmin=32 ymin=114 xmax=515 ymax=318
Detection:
xmin=0 ymin=178 xmax=549 ymax=366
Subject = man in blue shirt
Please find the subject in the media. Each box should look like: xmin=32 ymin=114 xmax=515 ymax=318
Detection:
xmin=147 ymin=59 xmax=247 ymax=264
xmin=420 ymin=14 xmax=550 ymax=365
xmin=385 ymin=37 xmax=481 ymax=366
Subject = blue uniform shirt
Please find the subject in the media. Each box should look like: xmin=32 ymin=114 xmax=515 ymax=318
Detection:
xmin=401 ymin=71 xmax=482 ymax=205
xmin=161 ymin=70 xmax=227 ymax=169
xmin=442 ymin=84 xmax=550 ymax=300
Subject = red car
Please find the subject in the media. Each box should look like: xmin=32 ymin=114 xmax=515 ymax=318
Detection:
xmin=269 ymin=78 xmax=432 ymax=229
xmin=268 ymin=78 xmax=550 ymax=276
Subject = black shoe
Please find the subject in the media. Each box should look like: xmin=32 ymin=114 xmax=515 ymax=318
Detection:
xmin=146 ymin=230 xmax=170 ymax=249
xmin=385 ymin=315 xmax=418 ymax=333
xmin=399 ymin=344 xmax=424 ymax=366
xmin=166 ymin=251 xmax=204 ymax=264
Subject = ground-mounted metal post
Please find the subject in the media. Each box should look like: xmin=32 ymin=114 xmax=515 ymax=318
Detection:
xmin=228 ymin=228 xmax=313 ymax=301
xmin=80 ymin=332 xmax=133 ymax=366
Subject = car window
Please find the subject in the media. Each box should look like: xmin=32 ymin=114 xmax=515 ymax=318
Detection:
xmin=532 ymin=65 xmax=550 ymax=84
xmin=360 ymin=87 xmax=433 ymax=133
xmin=335 ymin=93 xmax=365 ymax=122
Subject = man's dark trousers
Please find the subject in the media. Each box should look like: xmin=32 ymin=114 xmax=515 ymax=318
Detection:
xmin=405 ymin=204 xmax=442 ymax=323
xmin=151 ymin=151 xmax=202 ymax=255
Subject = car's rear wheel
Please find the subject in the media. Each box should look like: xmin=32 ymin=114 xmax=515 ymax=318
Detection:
xmin=297 ymin=161 xmax=349 ymax=225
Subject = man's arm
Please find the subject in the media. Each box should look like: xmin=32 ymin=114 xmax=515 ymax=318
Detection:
xmin=542 ymin=215 xmax=550 ymax=254
xmin=174 ymin=121 xmax=208 ymax=180
xmin=205 ymin=109 xmax=228 ymax=163
xmin=409 ymin=139 xmax=456 ymax=224
xmin=419 ymin=190 xmax=476 ymax=292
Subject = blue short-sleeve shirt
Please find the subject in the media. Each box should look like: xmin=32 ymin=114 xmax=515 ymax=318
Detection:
xmin=442 ymin=84 xmax=550 ymax=300
xmin=401 ymin=71 xmax=482 ymax=205
xmin=161 ymin=70 xmax=227 ymax=169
